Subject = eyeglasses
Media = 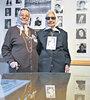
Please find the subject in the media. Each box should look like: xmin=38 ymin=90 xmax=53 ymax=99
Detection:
xmin=46 ymin=17 xmax=56 ymax=20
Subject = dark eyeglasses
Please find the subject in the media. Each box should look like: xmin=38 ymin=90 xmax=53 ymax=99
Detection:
xmin=46 ymin=17 xmax=56 ymax=20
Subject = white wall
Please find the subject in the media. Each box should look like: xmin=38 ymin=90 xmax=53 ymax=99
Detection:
xmin=0 ymin=0 xmax=5 ymax=55
xmin=64 ymin=0 xmax=90 ymax=60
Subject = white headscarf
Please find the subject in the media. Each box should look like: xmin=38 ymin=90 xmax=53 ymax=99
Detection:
xmin=16 ymin=8 xmax=30 ymax=36
xmin=44 ymin=10 xmax=60 ymax=33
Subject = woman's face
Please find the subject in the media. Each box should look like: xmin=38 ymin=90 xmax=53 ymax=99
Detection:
xmin=46 ymin=12 xmax=56 ymax=27
xmin=79 ymin=30 xmax=84 ymax=37
xmin=19 ymin=10 xmax=30 ymax=25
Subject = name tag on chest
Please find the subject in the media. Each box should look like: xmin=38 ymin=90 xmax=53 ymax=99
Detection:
xmin=46 ymin=36 xmax=57 ymax=50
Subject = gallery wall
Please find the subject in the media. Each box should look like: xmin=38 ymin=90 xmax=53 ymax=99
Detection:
xmin=0 ymin=0 xmax=90 ymax=61
xmin=64 ymin=0 xmax=90 ymax=61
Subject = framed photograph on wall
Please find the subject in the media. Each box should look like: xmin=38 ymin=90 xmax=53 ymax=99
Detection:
xmin=6 ymin=0 xmax=12 ymax=6
xmin=16 ymin=0 xmax=22 ymax=4
xmin=76 ymin=28 xmax=86 ymax=39
xmin=54 ymin=0 xmax=63 ymax=14
xmin=25 ymin=0 xmax=51 ymax=14
xmin=76 ymin=0 xmax=87 ymax=11
xmin=76 ymin=14 xmax=86 ymax=24
xmin=5 ymin=8 xmax=11 ymax=16
xmin=76 ymin=43 xmax=86 ymax=53
xmin=56 ymin=16 xmax=63 ymax=27
xmin=5 ymin=19 xmax=11 ymax=29
xmin=15 ymin=8 xmax=20 ymax=17
xmin=30 ymin=14 xmax=45 ymax=29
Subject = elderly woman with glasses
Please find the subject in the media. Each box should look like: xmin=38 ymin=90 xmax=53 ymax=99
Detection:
xmin=36 ymin=10 xmax=71 ymax=72
xmin=2 ymin=8 xmax=38 ymax=73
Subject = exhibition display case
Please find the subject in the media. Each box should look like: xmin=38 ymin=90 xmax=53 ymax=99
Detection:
xmin=0 ymin=72 xmax=70 ymax=100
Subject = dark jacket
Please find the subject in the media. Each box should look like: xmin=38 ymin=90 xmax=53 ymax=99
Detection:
xmin=36 ymin=27 xmax=71 ymax=72
xmin=2 ymin=26 xmax=38 ymax=72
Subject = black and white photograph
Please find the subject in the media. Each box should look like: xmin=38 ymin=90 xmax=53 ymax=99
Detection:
xmin=31 ymin=14 xmax=45 ymax=29
xmin=77 ymin=43 xmax=86 ymax=53
xmin=76 ymin=14 xmax=86 ymax=24
xmin=75 ymin=94 xmax=85 ymax=100
xmin=35 ymin=17 xmax=42 ymax=26
xmin=15 ymin=8 xmax=20 ymax=17
xmin=54 ymin=1 xmax=63 ymax=14
xmin=5 ymin=8 xmax=11 ymax=16
xmin=76 ymin=80 xmax=86 ymax=91
xmin=56 ymin=16 xmax=63 ymax=27
xmin=76 ymin=28 xmax=86 ymax=39
xmin=76 ymin=0 xmax=87 ymax=11
xmin=6 ymin=0 xmax=12 ymax=6
xmin=25 ymin=0 xmax=51 ymax=14
xmin=16 ymin=0 xmax=22 ymax=4
xmin=5 ymin=19 xmax=11 ymax=29
xmin=45 ymin=85 xmax=55 ymax=98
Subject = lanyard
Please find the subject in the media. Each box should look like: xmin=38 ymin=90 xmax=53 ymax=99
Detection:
xmin=50 ymin=31 xmax=54 ymax=36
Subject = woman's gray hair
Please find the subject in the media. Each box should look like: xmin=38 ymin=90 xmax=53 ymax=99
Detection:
xmin=45 ymin=10 xmax=57 ymax=27
xmin=45 ymin=10 xmax=56 ymax=18
xmin=18 ymin=8 xmax=30 ymax=16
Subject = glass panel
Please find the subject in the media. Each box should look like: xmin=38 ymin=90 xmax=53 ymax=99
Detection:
xmin=0 ymin=73 xmax=70 ymax=100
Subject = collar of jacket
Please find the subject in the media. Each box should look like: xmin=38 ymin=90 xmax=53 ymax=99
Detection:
xmin=16 ymin=24 xmax=30 ymax=36
xmin=43 ymin=26 xmax=60 ymax=34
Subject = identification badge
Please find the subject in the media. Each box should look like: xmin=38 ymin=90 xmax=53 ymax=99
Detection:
xmin=46 ymin=36 xmax=57 ymax=50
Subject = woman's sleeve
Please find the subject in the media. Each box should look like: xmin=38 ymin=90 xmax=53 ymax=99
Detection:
xmin=36 ymin=32 xmax=42 ymax=56
xmin=63 ymin=32 xmax=71 ymax=66
xmin=1 ymin=29 xmax=15 ymax=64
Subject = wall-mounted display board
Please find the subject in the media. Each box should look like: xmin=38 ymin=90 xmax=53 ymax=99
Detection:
xmin=0 ymin=0 xmax=90 ymax=63
xmin=63 ymin=0 xmax=90 ymax=62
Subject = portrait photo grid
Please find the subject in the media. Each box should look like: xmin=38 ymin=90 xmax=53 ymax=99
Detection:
xmin=4 ymin=0 xmax=64 ymax=30
xmin=4 ymin=0 xmax=23 ymax=30
xmin=75 ymin=0 xmax=88 ymax=57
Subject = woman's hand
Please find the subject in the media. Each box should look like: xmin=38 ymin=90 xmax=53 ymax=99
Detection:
xmin=65 ymin=65 xmax=70 ymax=73
xmin=10 ymin=61 xmax=19 ymax=70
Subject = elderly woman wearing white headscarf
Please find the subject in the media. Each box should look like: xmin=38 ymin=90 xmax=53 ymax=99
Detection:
xmin=36 ymin=10 xmax=71 ymax=72
xmin=2 ymin=8 xmax=38 ymax=72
